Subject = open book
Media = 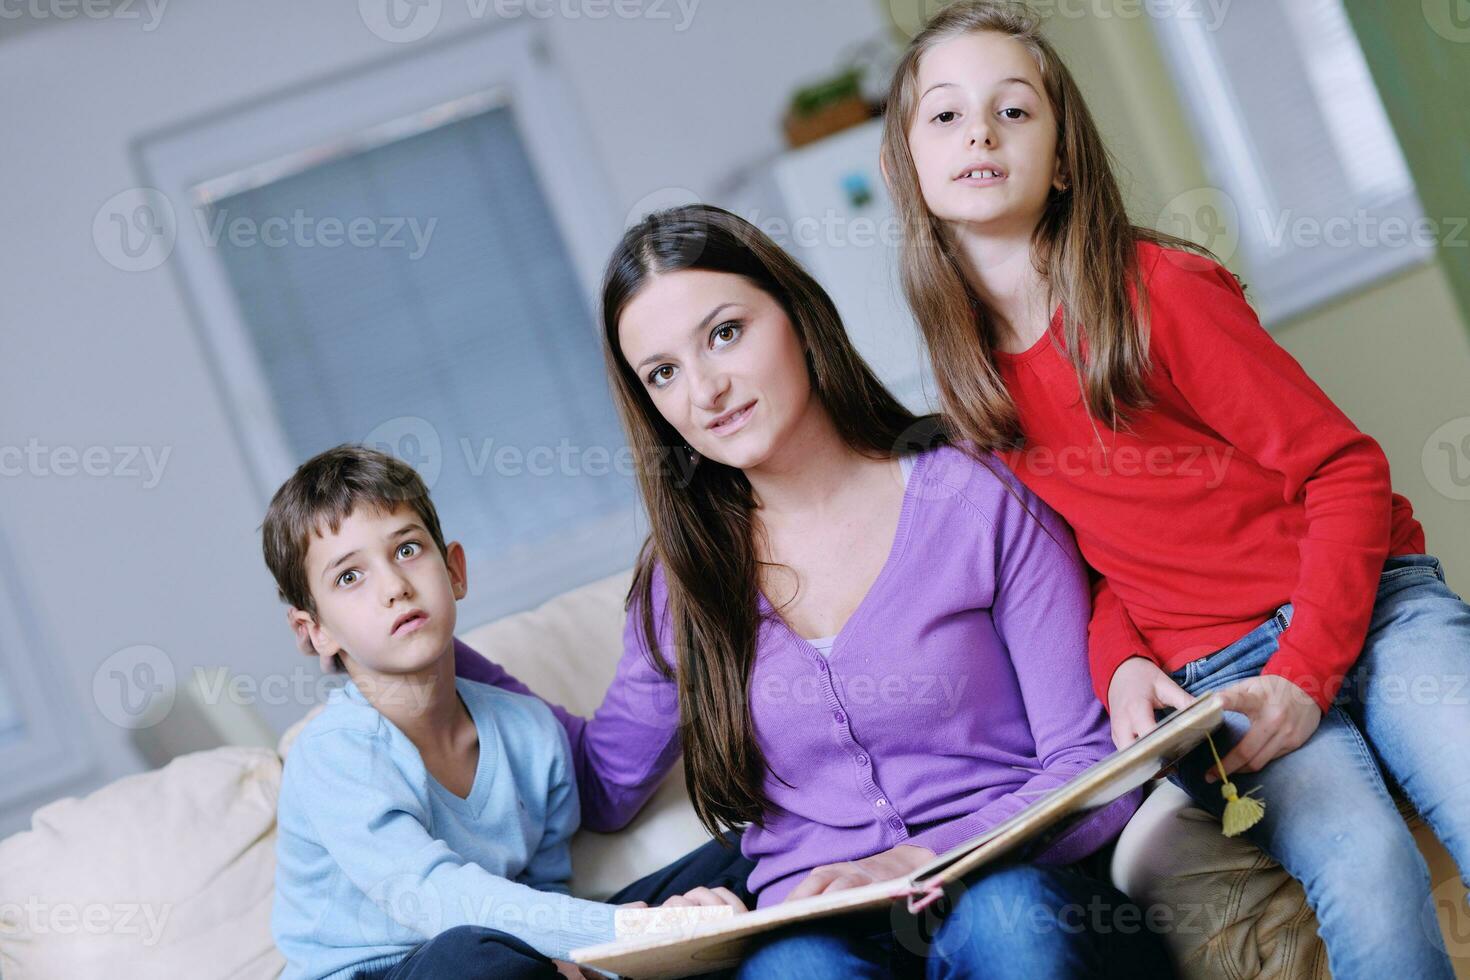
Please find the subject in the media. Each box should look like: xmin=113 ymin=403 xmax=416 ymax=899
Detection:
xmin=570 ymin=692 xmax=1225 ymax=979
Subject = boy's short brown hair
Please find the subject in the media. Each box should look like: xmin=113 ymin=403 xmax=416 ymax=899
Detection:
xmin=261 ymin=444 xmax=449 ymax=619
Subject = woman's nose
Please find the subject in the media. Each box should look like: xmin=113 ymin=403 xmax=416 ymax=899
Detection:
xmin=689 ymin=366 xmax=731 ymax=411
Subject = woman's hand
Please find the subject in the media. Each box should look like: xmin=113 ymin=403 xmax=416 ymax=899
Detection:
xmin=782 ymin=844 xmax=936 ymax=903
xmin=654 ymin=886 xmax=747 ymax=912
xmin=1106 ymin=656 xmax=1195 ymax=749
xmin=1206 ymin=674 xmax=1321 ymax=781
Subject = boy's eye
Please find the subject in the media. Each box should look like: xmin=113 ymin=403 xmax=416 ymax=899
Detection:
xmin=711 ymin=321 xmax=741 ymax=348
xmin=396 ymin=541 xmax=422 ymax=560
xmin=648 ymin=364 xmax=676 ymax=388
xmin=999 ymin=107 xmax=1028 ymax=120
xmin=932 ymin=110 xmax=958 ymax=124
xmin=336 ymin=569 xmax=361 ymax=588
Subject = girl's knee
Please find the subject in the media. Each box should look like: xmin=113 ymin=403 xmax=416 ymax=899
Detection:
xmin=1298 ymin=827 xmax=1433 ymax=924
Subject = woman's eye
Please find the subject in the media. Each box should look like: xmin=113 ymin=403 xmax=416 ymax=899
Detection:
xmin=648 ymin=365 xmax=675 ymax=388
xmin=999 ymin=107 xmax=1028 ymax=120
xmin=932 ymin=110 xmax=957 ymax=124
xmin=396 ymin=542 xmax=421 ymax=560
xmin=711 ymin=321 xmax=741 ymax=347
xmin=336 ymin=569 xmax=360 ymax=588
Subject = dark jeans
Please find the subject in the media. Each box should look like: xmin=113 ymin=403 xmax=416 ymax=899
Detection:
xmin=357 ymin=830 xmax=756 ymax=979
xmin=735 ymin=861 xmax=1176 ymax=980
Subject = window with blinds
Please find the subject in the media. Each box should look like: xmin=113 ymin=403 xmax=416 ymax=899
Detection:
xmin=205 ymin=100 xmax=641 ymax=626
xmin=1150 ymin=0 xmax=1432 ymax=325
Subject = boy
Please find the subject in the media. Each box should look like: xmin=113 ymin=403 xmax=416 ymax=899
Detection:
xmin=263 ymin=444 xmax=616 ymax=980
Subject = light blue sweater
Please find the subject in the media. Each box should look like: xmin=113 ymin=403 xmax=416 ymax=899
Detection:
xmin=272 ymin=676 xmax=618 ymax=980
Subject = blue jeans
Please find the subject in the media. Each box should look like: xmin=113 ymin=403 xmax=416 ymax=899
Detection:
xmin=1165 ymin=552 xmax=1470 ymax=980
xmin=734 ymin=863 xmax=1175 ymax=979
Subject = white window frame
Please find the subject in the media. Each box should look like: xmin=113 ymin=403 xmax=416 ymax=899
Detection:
xmin=1149 ymin=0 xmax=1435 ymax=326
xmin=136 ymin=23 xmax=639 ymax=623
xmin=0 ymin=529 xmax=93 ymax=810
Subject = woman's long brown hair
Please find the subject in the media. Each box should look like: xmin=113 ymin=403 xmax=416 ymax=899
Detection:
xmin=600 ymin=204 xmax=947 ymax=838
xmin=880 ymin=0 xmax=1219 ymax=451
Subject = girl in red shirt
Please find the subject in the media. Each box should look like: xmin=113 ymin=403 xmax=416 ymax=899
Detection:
xmin=879 ymin=2 xmax=1470 ymax=977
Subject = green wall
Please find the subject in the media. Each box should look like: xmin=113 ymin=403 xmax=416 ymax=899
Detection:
xmin=1344 ymin=0 xmax=1470 ymax=331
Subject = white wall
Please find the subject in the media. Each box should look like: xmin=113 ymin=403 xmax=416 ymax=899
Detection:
xmin=0 ymin=0 xmax=888 ymax=834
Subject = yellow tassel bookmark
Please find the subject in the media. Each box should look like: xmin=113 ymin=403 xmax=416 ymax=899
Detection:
xmin=1205 ymin=732 xmax=1265 ymax=837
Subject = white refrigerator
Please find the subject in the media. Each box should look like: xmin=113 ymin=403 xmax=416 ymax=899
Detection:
xmin=727 ymin=119 xmax=937 ymax=414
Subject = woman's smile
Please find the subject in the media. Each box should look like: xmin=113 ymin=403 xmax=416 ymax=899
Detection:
xmin=708 ymin=399 xmax=758 ymax=437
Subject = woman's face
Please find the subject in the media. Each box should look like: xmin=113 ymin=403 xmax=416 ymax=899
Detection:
xmin=905 ymin=30 xmax=1063 ymax=235
xmin=617 ymin=269 xmax=815 ymax=473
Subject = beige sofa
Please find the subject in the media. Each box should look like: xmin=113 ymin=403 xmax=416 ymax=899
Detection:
xmin=1 ymin=569 xmax=1465 ymax=978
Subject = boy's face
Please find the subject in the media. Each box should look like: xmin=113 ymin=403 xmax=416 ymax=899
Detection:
xmin=297 ymin=502 xmax=466 ymax=678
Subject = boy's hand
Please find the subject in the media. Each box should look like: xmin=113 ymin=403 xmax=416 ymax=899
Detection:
xmin=1107 ymin=656 xmax=1195 ymax=749
xmin=657 ymin=886 xmax=747 ymax=912
xmin=782 ymin=843 xmax=935 ymax=902
xmin=1206 ymin=675 xmax=1321 ymax=782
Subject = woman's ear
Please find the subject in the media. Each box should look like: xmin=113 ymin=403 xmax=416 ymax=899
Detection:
xmin=879 ymin=152 xmax=891 ymax=192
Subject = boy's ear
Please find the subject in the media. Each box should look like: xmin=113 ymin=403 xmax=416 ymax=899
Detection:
xmin=288 ymin=606 xmax=344 ymax=672
xmin=444 ymin=541 xmax=468 ymax=600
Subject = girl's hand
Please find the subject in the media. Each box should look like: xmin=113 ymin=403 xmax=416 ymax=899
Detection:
xmin=552 ymin=959 xmax=606 ymax=979
xmin=1206 ymin=675 xmax=1321 ymax=781
xmin=782 ymin=844 xmax=936 ymax=903
xmin=1106 ymin=656 xmax=1195 ymax=749
xmin=656 ymin=886 xmax=747 ymax=912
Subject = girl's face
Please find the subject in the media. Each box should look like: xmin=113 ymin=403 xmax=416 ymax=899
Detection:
xmin=906 ymin=30 xmax=1064 ymax=235
xmin=617 ymin=269 xmax=816 ymax=473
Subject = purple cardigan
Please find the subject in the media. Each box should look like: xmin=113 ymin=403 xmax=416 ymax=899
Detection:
xmin=455 ymin=445 xmax=1139 ymax=906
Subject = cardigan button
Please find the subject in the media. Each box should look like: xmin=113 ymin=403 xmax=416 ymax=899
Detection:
xmin=833 ymin=710 xmax=846 ymax=724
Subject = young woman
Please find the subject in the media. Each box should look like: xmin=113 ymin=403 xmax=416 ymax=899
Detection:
xmin=878 ymin=3 xmax=1470 ymax=977
xmin=435 ymin=204 xmax=1170 ymax=977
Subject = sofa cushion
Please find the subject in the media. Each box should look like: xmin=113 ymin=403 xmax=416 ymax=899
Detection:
xmin=0 ymin=746 xmax=284 ymax=979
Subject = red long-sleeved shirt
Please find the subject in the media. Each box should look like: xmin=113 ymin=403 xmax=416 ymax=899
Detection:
xmin=996 ymin=241 xmax=1425 ymax=713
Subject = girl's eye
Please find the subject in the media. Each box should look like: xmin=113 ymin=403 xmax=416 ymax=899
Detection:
xmin=648 ymin=364 xmax=676 ymax=388
xmin=711 ymin=321 xmax=741 ymax=348
xmin=931 ymin=110 xmax=958 ymax=124
xmin=336 ymin=569 xmax=361 ymax=588
xmin=999 ymin=107 xmax=1028 ymax=120
xmin=396 ymin=542 xmax=421 ymax=560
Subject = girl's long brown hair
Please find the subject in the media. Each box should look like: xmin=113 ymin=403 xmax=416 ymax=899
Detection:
xmin=600 ymin=204 xmax=946 ymax=838
xmin=880 ymin=0 xmax=1218 ymax=450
